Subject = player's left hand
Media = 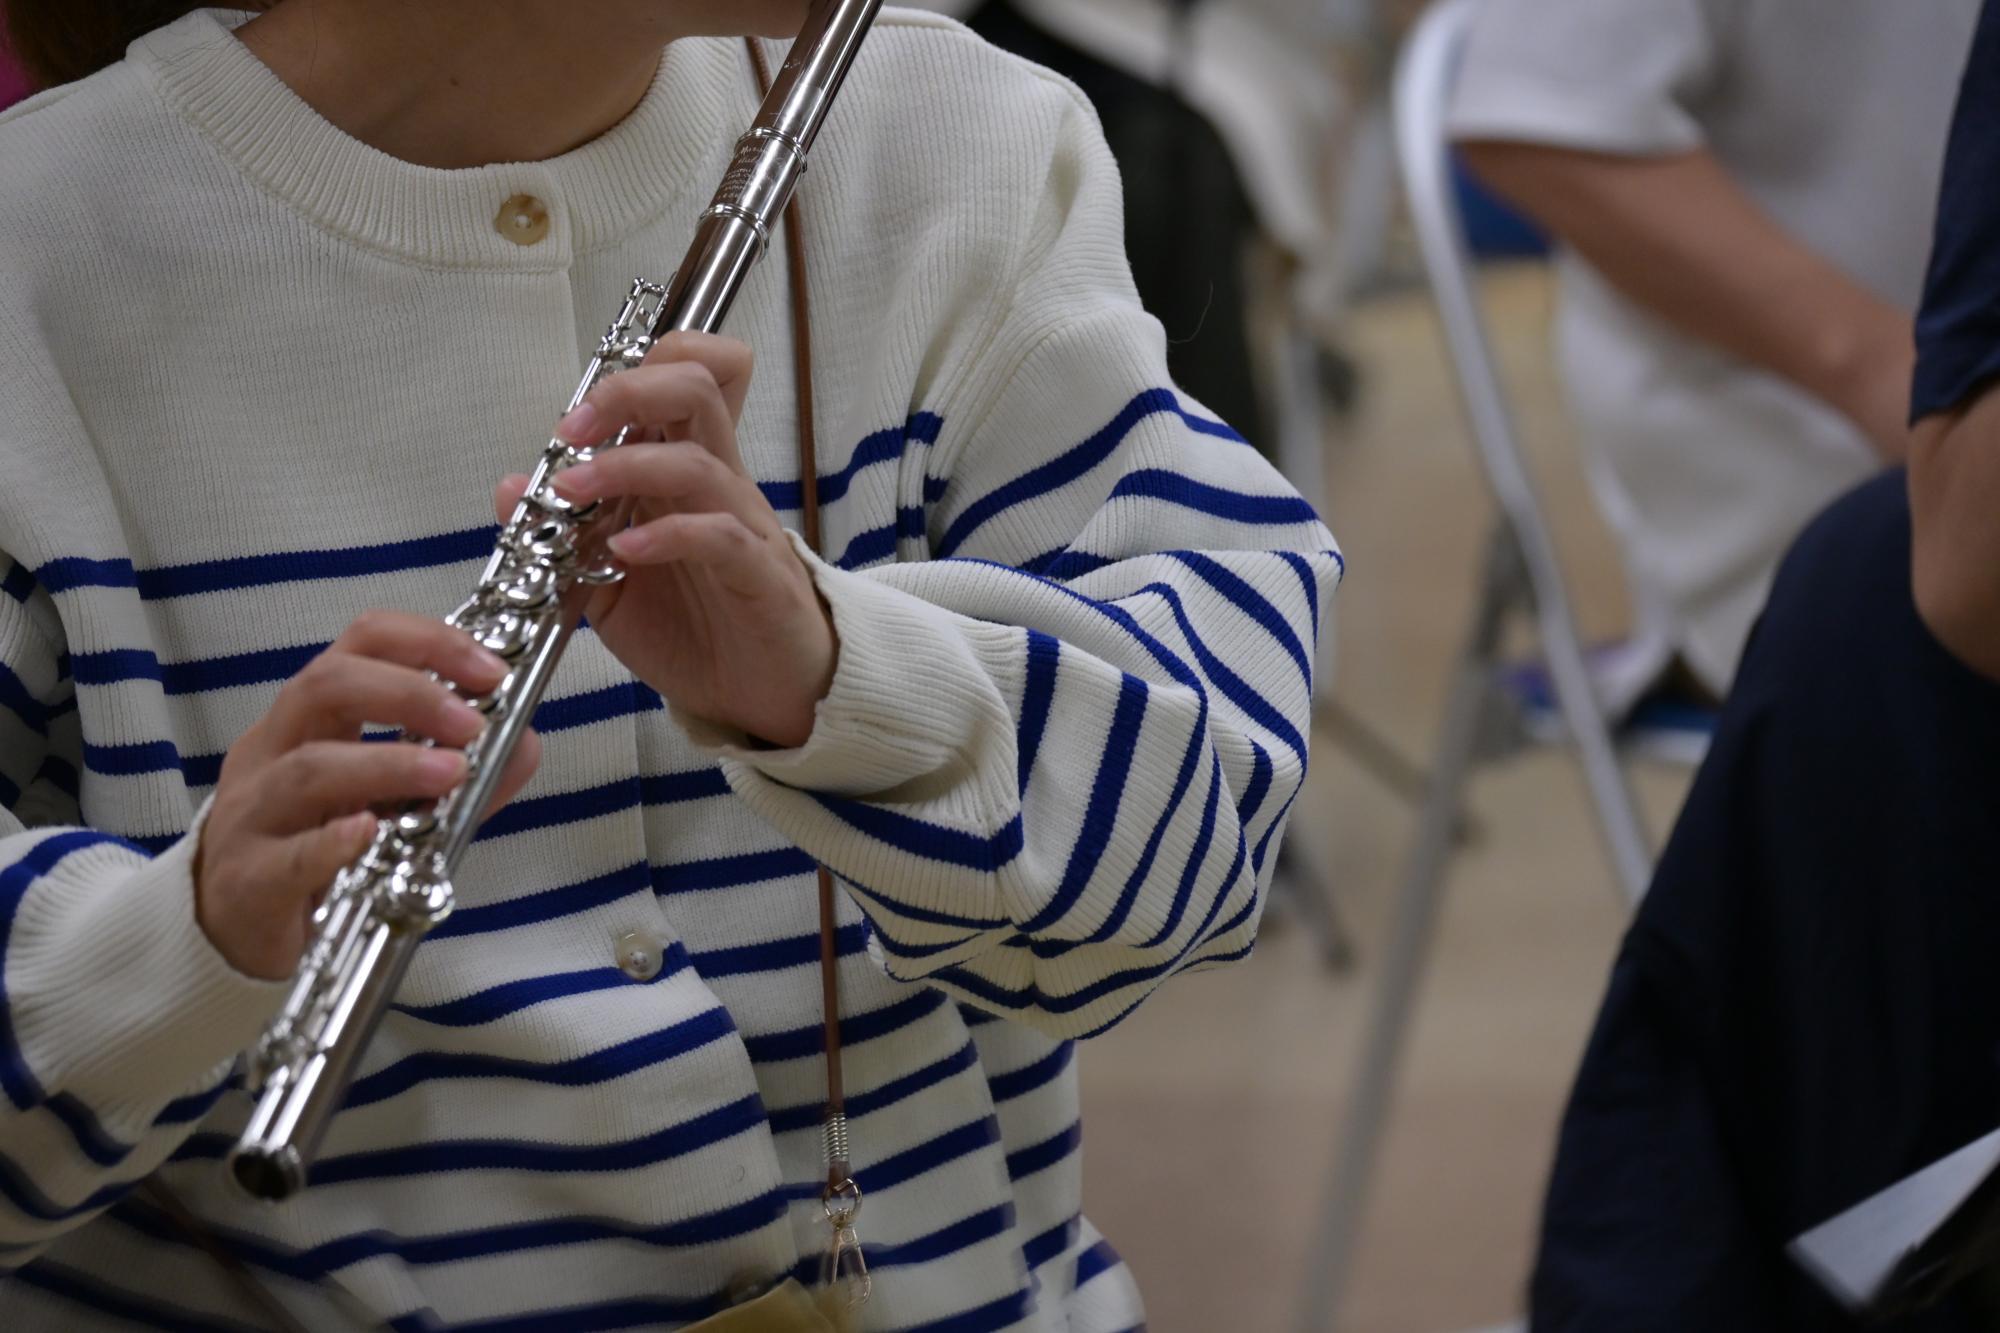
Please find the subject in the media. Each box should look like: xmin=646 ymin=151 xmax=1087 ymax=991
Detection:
xmin=493 ymin=332 xmax=835 ymax=749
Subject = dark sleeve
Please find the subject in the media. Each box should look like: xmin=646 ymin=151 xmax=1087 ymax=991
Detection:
xmin=1913 ymin=0 xmax=2000 ymax=422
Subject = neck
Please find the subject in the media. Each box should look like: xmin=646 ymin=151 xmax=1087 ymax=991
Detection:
xmin=236 ymin=1 xmax=782 ymax=169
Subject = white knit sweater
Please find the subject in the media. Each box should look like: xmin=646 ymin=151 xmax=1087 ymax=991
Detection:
xmin=0 ymin=8 xmax=1341 ymax=1330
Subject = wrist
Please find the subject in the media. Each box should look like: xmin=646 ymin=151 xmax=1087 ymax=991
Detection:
xmin=1807 ymin=304 xmax=1915 ymax=456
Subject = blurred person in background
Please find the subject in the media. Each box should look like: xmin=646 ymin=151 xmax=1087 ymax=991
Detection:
xmin=1525 ymin=5 xmax=2000 ymax=1330
xmin=910 ymin=0 xmax=1349 ymax=462
xmin=1449 ymin=0 xmax=1980 ymax=708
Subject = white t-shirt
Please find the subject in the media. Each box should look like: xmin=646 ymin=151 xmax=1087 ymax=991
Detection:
xmin=1449 ymin=0 xmax=1979 ymax=693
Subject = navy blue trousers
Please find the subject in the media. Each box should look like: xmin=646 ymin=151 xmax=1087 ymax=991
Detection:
xmin=1532 ymin=472 xmax=2000 ymax=1331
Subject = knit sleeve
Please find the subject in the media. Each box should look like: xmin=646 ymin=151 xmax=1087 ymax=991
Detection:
xmin=0 ymin=553 xmax=285 ymax=1263
xmin=682 ymin=80 xmax=1341 ymax=1039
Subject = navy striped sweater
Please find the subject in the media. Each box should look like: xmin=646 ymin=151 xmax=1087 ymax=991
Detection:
xmin=0 ymin=8 xmax=1340 ymax=1330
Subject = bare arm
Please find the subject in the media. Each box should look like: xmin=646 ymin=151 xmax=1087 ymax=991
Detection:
xmin=1459 ymin=140 xmax=1915 ymax=462
xmin=1911 ymin=394 xmax=2000 ymax=679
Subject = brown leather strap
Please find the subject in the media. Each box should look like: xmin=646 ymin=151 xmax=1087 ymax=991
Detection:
xmin=746 ymin=39 xmax=850 ymax=1186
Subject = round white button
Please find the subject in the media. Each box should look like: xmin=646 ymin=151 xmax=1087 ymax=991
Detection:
xmin=616 ymin=930 xmax=663 ymax=982
xmin=495 ymin=193 xmax=550 ymax=246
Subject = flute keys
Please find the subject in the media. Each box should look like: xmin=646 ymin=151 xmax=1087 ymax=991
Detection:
xmin=396 ymin=807 xmax=438 ymax=839
xmin=499 ymin=562 xmax=556 ymax=610
xmin=516 ymin=518 xmax=576 ymax=563
xmin=470 ymin=611 xmax=535 ymax=660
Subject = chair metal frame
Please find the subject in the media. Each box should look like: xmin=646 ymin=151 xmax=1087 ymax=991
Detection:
xmin=1297 ymin=0 xmax=1661 ymax=1325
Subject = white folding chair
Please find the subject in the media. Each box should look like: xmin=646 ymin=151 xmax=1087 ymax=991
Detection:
xmin=1296 ymin=0 xmax=1715 ymax=1326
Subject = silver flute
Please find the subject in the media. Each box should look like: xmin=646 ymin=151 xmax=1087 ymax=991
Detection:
xmin=228 ymin=0 xmax=886 ymax=1203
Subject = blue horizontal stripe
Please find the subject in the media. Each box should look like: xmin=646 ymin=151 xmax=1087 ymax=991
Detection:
xmin=35 ymin=557 xmax=137 ymax=594
xmin=34 ymin=754 xmax=79 ymax=802
xmin=147 ymin=527 xmax=497 ymax=599
xmin=393 ymin=942 xmax=694 ymax=1027
xmin=68 ymin=648 xmax=160 ymax=687
xmin=1021 ymin=1215 xmax=1081 ymax=1271
xmin=1031 ymin=548 xmax=1119 ymax=581
xmin=656 ymin=847 xmax=816 ymax=894
xmin=938 ymin=388 xmax=1180 ymax=559
xmin=842 ymin=877 xmax=1009 ymax=934
xmin=0 ymin=562 xmax=34 ymax=604
xmin=117 ymin=1185 xmax=788 ymax=1280
xmin=1076 ymin=1236 xmax=1125 ymax=1288
xmin=897 ymin=1288 xmax=1039 ymax=1333
xmin=9 ymin=1262 xmax=267 ymax=1333
xmin=811 ymin=796 xmax=1024 ymax=875
xmin=446 ymin=1295 xmax=721 ymax=1333
xmin=742 ymin=987 xmax=946 ymax=1064
xmin=766 ymin=1037 xmax=978 ymax=1136
xmin=343 ymin=1006 xmax=735 ymax=1111
xmin=985 ymin=1040 xmax=1074 ymax=1104
xmin=39 ymin=529 xmax=499 ymax=600
xmin=854 ymin=1114 xmax=1002 ymax=1196
xmin=1110 ymin=469 xmax=1321 ymax=526
xmin=69 ymin=642 xmax=324 ymax=694
xmin=868 ymin=1202 xmax=1013 ymax=1269
xmin=1005 ymin=1121 xmax=1082 ymax=1181
xmin=641 ymin=766 xmax=732 ymax=806
xmin=0 ymin=662 xmax=47 ymax=736
xmin=310 ymin=1091 xmax=766 ymax=1185
xmin=427 ymin=861 xmax=652 ymax=940
xmin=529 ymin=680 xmax=663 ymax=735
xmin=81 ymin=738 xmax=182 ymax=777
xmin=473 ymin=776 xmax=641 ymax=843
xmin=181 ymin=750 xmax=225 ymax=788
xmin=758 ymin=412 xmax=942 ymax=512
xmin=0 ymin=1140 xmax=146 ymax=1222
xmin=181 ymin=702 xmax=705 ymax=797
xmin=42 ymin=1091 xmax=159 ymax=1169
xmin=691 ymin=921 xmax=867 ymax=981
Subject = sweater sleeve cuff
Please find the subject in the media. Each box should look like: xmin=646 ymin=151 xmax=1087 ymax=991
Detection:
xmin=674 ymin=531 xmax=1012 ymax=799
xmin=8 ymin=803 xmax=292 ymax=1116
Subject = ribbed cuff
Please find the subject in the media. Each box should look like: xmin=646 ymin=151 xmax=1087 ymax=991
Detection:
xmin=8 ymin=804 xmax=292 ymax=1118
xmin=675 ymin=531 xmax=1014 ymax=799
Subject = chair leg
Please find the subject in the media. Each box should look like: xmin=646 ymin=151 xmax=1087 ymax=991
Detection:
xmin=1296 ymin=542 xmax=1514 ymax=1332
xmin=1273 ymin=837 xmax=1361 ymax=974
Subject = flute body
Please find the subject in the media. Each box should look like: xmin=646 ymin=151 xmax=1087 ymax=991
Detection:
xmin=228 ymin=0 xmax=885 ymax=1202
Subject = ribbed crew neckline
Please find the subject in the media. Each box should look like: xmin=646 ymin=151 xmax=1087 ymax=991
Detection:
xmin=129 ymin=8 xmax=742 ymax=270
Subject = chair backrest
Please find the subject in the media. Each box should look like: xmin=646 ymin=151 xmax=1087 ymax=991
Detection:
xmin=1392 ymin=0 xmax=1545 ymax=543
xmin=1391 ymin=0 xmax=1655 ymax=903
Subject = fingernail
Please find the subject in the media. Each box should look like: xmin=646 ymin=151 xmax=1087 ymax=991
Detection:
xmin=470 ymin=646 xmax=509 ymax=677
xmin=551 ymin=466 xmax=591 ymax=496
xmin=420 ymin=749 xmax=467 ymax=785
xmin=557 ymin=402 xmax=600 ymax=442
xmin=344 ymin=812 xmax=379 ymax=841
xmin=608 ymin=530 xmax=645 ymax=559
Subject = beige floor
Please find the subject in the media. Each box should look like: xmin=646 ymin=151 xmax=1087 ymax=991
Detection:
xmin=1074 ymin=266 xmax=1695 ymax=1333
